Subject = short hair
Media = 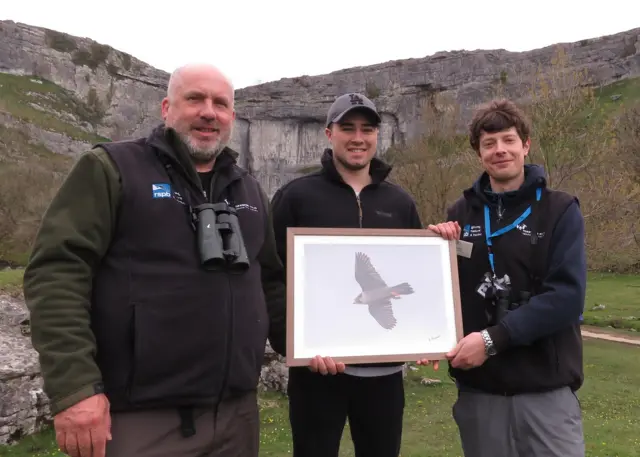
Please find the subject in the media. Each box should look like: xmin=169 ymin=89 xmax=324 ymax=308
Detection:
xmin=469 ymin=99 xmax=531 ymax=153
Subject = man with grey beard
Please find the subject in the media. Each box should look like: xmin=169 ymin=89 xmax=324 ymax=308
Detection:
xmin=23 ymin=63 xmax=287 ymax=457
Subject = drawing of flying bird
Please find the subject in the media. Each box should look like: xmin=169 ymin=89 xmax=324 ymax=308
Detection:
xmin=353 ymin=252 xmax=415 ymax=330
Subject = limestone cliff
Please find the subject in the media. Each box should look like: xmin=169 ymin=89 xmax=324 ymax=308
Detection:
xmin=1 ymin=19 xmax=639 ymax=197
xmin=232 ymin=28 xmax=640 ymax=195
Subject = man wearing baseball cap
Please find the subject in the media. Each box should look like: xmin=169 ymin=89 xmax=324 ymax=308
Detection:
xmin=270 ymin=92 xmax=424 ymax=457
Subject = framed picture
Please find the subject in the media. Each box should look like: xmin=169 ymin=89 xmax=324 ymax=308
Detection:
xmin=285 ymin=227 xmax=463 ymax=367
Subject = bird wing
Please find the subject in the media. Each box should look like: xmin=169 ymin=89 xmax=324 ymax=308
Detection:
xmin=355 ymin=252 xmax=388 ymax=291
xmin=368 ymin=300 xmax=397 ymax=330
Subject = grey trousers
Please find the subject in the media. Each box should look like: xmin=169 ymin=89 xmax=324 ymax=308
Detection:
xmin=105 ymin=391 xmax=259 ymax=457
xmin=453 ymin=386 xmax=584 ymax=457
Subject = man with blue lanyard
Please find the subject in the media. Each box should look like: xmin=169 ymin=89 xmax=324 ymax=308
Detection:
xmin=423 ymin=99 xmax=587 ymax=457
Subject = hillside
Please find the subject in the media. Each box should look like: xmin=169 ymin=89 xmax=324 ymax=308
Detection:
xmin=1 ymin=20 xmax=639 ymax=267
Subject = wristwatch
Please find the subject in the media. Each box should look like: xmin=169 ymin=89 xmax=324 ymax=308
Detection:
xmin=481 ymin=330 xmax=497 ymax=356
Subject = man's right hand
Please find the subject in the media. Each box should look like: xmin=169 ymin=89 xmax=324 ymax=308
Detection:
xmin=309 ymin=355 xmax=346 ymax=375
xmin=428 ymin=221 xmax=461 ymax=240
xmin=54 ymin=393 xmax=112 ymax=457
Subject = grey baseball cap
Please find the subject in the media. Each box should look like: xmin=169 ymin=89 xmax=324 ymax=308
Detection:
xmin=325 ymin=93 xmax=382 ymax=128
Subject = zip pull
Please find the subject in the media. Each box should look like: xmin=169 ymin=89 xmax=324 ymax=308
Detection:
xmin=497 ymin=198 xmax=504 ymax=221
xmin=355 ymin=193 xmax=363 ymax=228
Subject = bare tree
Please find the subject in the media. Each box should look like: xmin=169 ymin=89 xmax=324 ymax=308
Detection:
xmin=386 ymin=93 xmax=480 ymax=223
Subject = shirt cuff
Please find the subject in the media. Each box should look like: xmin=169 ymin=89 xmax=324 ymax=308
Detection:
xmin=486 ymin=324 xmax=510 ymax=354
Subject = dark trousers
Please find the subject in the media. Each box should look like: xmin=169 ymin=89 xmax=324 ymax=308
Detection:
xmin=287 ymin=367 xmax=405 ymax=457
xmin=105 ymin=391 xmax=259 ymax=457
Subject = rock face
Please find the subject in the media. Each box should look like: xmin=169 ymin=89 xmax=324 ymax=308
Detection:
xmin=2 ymin=20 xmax=639 ymax=197
xmin=0 ymin=294 xmax=49 ymax=445
xmin=0 ymin=293 xmax=290 ymax=445
xmin=0 ymin=20 xmax=167 ymax=142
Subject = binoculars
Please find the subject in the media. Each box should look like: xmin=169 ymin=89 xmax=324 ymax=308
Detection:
xmin=494 ymin=289 xmax=531 ymax=324
xmin=193 ymin=202 xmax=249 ymax=273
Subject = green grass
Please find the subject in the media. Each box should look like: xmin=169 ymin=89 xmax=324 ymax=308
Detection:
xmin=0 ymin=268 xmax=24 ymax=296
xmin=0 ymin=72 xmax=109 ymax=143
xmin=0 ymin=339 xmax=638 ymax=456
xmin=594 ymin=76 xmax=640 ymax=115
xmin=582 ymin=273 xmax=640 ymax=332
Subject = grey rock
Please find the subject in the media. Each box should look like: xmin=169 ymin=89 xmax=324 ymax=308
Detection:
xmin=0 ymin=20 xmax=167 ymax=141
xmin=0 ymin=110 xmax=91 ymax=158
xmin=2 ymin=20 xmax=640 ymax=198
xmin=0 ymin=295 xmax=51 ymax=445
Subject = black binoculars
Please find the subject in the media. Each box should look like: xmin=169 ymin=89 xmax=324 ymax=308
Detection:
xmin=193 ymin=202 xmax=249 ymax=273
xmin=494 ymin=289 xmax=531 ymax=323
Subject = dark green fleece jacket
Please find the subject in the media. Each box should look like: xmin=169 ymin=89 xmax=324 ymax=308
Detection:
xmin=22 ymin=145 xmax=286 ymax=415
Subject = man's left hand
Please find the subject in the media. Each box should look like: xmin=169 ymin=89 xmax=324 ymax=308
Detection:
xmin=446 ymin=332 xmax=488 ymax=370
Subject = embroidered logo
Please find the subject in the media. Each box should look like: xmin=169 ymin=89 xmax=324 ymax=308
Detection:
xmin=349 ymin=93 xmax=364 ymax=105
xmin=152 ymin=183 xmax=172 ymax=199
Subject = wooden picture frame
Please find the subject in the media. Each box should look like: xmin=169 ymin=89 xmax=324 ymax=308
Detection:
xmin=285 ymin=227 xmax=463 ymax=367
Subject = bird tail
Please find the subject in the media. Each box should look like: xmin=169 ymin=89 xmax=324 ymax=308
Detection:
xmin=390 ymin=282 xmax=414 ymax=296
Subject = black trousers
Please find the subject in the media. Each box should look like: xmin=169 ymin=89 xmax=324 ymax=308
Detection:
xmin=287 ymin=367 xmax=405 ymax=457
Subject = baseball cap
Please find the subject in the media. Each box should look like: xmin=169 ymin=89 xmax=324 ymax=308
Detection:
xmin=325 ymin=93 xmax=382 ymax=128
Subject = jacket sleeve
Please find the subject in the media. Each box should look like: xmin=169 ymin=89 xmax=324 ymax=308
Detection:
xmin=22 ymin=147 xmax=121 ymax=415
xmin=486 ymin=200 xmax=587 ymax=351
xmin=256 ymin=187 xmax=287 ymax=357
xmin=270 ymin=186 xmax=297 ymax=271
xmin=265 ymin=186 xmax=299 ymax=357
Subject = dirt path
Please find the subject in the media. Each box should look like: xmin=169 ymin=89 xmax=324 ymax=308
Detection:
xmin=581 ymin=326 xmax=640 ymax=346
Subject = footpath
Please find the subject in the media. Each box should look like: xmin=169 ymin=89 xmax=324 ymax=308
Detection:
xmin=581 ymin=325 xmax=640 ymax=346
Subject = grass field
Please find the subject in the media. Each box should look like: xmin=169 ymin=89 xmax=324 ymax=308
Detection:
xmin=582 ymin=273 xmax=640 ymax=332
xmin=0 ymin=339 xmax=638 ymax=457
xmin=1 ymin=271 xmax=639 ymax=456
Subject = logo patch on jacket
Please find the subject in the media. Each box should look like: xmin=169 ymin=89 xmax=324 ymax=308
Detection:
xmin=462 ymin=224 xmax=482 ymax=238
xmin=152 ymin=183 xmax=172 ymax=199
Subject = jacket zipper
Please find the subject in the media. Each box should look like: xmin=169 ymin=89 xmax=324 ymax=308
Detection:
xmin=356 ymin=193 xmax=363 ymax=227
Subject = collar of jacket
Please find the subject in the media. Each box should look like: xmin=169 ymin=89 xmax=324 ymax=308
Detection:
xmin=319 ymin=148 xmax=393 ymax=186
xmin=462 ymin=163 xmax=548 ymax=210
xmin=146 ymin=123 xmax=245 ymax=186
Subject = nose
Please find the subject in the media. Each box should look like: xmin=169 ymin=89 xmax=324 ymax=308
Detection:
xmin=199 ymin=99 xmax=217 ymax=121
xmin=350 ymin=129 xmax=365 ymax=144
xmin=494 ymin=140 xmax=508 ymax=154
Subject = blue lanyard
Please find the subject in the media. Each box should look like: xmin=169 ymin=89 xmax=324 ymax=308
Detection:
xmin=484 ymin=187 xmax=542 ymax=274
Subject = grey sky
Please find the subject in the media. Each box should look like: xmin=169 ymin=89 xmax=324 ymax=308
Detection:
xmin=296 ymin=241 xmax=457 ymax=359
xmin=2 ymin=1 xmax=639 ymax=89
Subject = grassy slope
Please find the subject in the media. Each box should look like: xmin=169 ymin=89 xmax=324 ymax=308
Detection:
xmin=0 ymin=72 xmax=113 ymax=264
xmin=0 ymin=339 xmax=638 ymax=457
xmin=0 ymin=72 xmax=109 ymax=144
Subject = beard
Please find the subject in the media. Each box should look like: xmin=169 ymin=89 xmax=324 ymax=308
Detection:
xmin=334 ymin=153 xmax=369 ymax=171
xmin=181 ymin=133 xmax=227 ymax=164
xmin=171 ymin=121 xmax=234 ymax=164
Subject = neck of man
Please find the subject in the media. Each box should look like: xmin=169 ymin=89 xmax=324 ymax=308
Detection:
xmin=194 ymin=159 xmax=215 ymax=173
xmin=489 ymin=170 xmax=525 ymax=193
xmin=334 ymin=159 xmax=372 ymax=194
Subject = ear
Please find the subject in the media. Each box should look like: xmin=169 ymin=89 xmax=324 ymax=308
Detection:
xmin=523 ymin=137 xmax=531 ymax=157
xmin=161 ymin=97 xmax=170 ymax=121
xmin=325 ymin=127 xmax=332 ymax=142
